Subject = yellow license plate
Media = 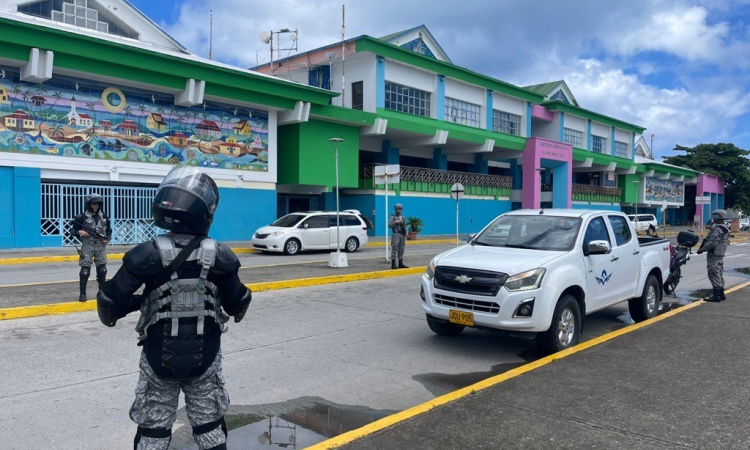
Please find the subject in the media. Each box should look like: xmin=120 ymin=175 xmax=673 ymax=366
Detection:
xmin=449 ymin=309 xmax=474 ymax=327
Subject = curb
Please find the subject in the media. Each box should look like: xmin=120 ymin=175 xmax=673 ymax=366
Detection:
xmin=0 ymin=267 xmax=425 ymax=321
xmin=0 ymin=240 xmax=455 ymax=266
xmin=305 ymin=279 xmax=750 ymax=450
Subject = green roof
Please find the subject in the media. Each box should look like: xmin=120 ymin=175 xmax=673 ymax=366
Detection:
xmin=524 ymin=81 xmax=563 ymax=96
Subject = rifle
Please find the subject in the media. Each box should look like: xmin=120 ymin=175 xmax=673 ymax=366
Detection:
xmin=78 ymin=223 xmax=110 ymax=242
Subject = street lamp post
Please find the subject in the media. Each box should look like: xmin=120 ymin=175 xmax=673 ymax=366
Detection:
xmin=633 ymin=179 xmax=640 ymax=231
xmin=328 ymin=138 xmax=348 ymax=268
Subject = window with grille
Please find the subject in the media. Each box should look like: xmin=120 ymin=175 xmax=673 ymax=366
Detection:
xmin=492 ymin=110 xmax=521 ymax=135
xmin=385 ymin=82 xmax=431 ymax=117
xmin=615 ymin=141 xmax=629 ymax=158
xmin=445 ymin=97 xmax=481 ymax=127
xmin=17 ymin=0 xmax=138 ymax=39
xmin=592 ymin=135 xmax=607 ymax=154
xmin=564 ymin=128 xmax=583 ymax=148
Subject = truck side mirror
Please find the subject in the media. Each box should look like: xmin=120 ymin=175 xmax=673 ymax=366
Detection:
xmin=466 ymin=233 xmax=476 ymax=243
xmin=586 ymin=240 xmax=611 ymax=256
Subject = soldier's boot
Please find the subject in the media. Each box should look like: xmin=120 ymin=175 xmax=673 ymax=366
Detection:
xmin=79 ymin=267 xmax=90 ymax=302
xmin=134 ymin=426 xmax=171 ymax=450
xmin=95 ymin=265 xmax=107 ymax=291
xmin=398 ymin=259 xmax=409 ymax=269
xmin=705 ymin=287 xmax=722 ymax=303
xmin=720 ymin=287 xmax=726 ymax=301
xmin=391 ymin=260 xmax=398 ymax=270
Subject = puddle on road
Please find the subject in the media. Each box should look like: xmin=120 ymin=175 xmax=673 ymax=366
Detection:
xmin=171 ymin=397 xmax=396 ymax=450
xmin=413 ymin=359 xmax=532 ymax=397
xmin=734 ymin=267 xmax=750 ymax=276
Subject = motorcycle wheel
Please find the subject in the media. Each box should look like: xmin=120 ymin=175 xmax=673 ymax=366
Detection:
xmin=664 ymin=267 xmax=680 ymax=295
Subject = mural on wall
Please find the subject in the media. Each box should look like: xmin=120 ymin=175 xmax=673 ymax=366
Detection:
xmin=0 ymin=66 xmax=269 ymax=171
xmin=645 ymin=177 xmax=684 ymax=203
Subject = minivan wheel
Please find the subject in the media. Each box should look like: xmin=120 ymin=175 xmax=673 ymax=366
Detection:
xmin=283 ymin=238 xmax=301 ymax=255
xmin=345 ymin=237 xmax=359 ymax=253
xmin=629 ymin=274 xmax=661 ymax=322
xmin=536 ymin=294 xmax=581 ymax=355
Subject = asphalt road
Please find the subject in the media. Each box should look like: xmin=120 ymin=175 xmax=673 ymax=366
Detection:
xmin=0 ymin=242 xmax=748 ymax=449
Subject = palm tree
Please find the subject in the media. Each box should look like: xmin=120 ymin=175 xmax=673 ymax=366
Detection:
xmin=9 ymin=85 xmax=22 ymax=110
xmin=137 ymin=104 xmax=148 ymax=130
xmin=48 ymin=91 xmax=64 ymax=116
xmin=21 ymin=90 xmax=32 ymax=110
xmin=85 ymin=101 xmax=97 ymax=126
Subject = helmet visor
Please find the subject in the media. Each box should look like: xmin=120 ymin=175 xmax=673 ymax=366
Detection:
xmin=159 ymin=167 xmax=219 ymax=214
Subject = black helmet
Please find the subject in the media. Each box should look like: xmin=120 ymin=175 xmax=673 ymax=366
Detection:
xmin=85 ymin=193 xmax=104 ymax=212
xmin=711 ymin=209 xmax=727 ymax=223
xmin=152 ymin=167 xmax=219 ymax=235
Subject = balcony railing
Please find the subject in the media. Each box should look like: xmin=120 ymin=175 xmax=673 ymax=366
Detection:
xmin=572 ymin=184 xmax=622 ymax=203
xmin=359 ymin=165 xmax=513 ymax=197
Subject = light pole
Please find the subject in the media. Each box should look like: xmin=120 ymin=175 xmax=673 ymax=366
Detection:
xmin=633 ymin=179 xmax=640 ymax=231
xmin=328 ymin=138 xmax=348 ymax=268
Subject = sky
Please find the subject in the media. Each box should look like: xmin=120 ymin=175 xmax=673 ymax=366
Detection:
xmin=127 ymin=0 xmax=750 ymax=160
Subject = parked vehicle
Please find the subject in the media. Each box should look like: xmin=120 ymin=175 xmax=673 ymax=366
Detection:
xmin=420 ymin=209 xmax=671 ymax=354
xmin=627 ymin=214 xmax=658 ymax=231
xmin=739 ymin=214 xmax=749 ymax=231
xmin=252 ymin=210 xmax=371 ymax=255
xmin=663 ymin=231 xmax=700 ymax=295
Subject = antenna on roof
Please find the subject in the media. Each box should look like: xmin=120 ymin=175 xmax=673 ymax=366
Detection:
xmin=209 ymin=9 xmax=213 ymax=60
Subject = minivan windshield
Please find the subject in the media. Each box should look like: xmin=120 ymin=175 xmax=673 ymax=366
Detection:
xmin=473 ymin=215 xmax=582 ymax=251
xmin=272 ymin=214 xmax=306 ymax=227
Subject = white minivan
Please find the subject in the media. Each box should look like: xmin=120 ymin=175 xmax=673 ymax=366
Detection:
xmin=252 ymin=210 xmax=372 ymax=255
xmin=627 ymin=214 xmax=657 ymax=231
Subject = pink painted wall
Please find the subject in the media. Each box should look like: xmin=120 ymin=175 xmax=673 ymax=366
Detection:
xmin=697 ymin=174 xmax=724 ymax=195
xmin=522 ymin=138 xmax=573 ymax=209
xmin=531 ymin=104 xmax=553 ymax=122
xmin=253 ymin=44 xmax=357 ymax=75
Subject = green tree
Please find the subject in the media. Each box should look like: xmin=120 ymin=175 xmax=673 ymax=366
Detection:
xmin=663 ymin=143 xmax=750 ymax=211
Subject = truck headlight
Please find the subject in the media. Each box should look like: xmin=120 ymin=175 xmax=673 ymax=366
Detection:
xmin=504 ymin=268 xmax=546 ymax=291
xmin=425 ymin=258 xmax=436 ymax=280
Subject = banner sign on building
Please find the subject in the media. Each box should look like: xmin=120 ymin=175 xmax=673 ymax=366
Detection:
xmin=0 ymin=66 xmax=268 ymax=171
xmin=644 ymin=177 xmax=684 ymax=204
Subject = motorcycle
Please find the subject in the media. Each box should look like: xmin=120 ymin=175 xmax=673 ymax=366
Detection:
xmin=663 ymin=230 xmax=700 ymax=295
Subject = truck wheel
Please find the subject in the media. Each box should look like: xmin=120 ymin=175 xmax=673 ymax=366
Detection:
xmin=629 ymin=274 xmax=661 ymax=322
xmin=426 ymin=315 xmax=464 ymax=337
xmin=536 ymin=295 xmax=581 ymax=354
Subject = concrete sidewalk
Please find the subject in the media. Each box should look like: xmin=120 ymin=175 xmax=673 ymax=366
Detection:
xmin=315 ymin=283 xmax=750 ymax=450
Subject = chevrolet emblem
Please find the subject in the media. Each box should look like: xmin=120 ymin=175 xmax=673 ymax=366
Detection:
xmin=455 ymin=275 xmax=473 ymax=284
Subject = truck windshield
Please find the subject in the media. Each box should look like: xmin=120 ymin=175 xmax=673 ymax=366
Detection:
xmin=473 ymin=215 xmax=582 ymax=251
xmin=271 ymin=214 xmax=306 ymax=227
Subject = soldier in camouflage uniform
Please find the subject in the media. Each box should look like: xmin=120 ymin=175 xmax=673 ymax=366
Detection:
xmin=389 ymin=203 xmax=409 ymax=269
xmin=72 ymin=193 xmax=111 ymax=302
xmin=697 ymin=209 xmax=731 ymax=302
xmin=98 ymin=167 xmax=252 ymax=450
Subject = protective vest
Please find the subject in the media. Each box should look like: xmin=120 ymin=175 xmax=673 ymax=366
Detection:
xmin=81 ymin=211 xmax=108 ymax=241
xmin=711 ymin=224 xmax=730 ymax=257
xmin=135 ymin=235 xmax=229 ymax=379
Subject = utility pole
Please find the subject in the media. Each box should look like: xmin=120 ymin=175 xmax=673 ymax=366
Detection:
xmin=209 ymin=9 xmax=213 ymax=60
xmin=341 ymin=5 xmax=346 ymax=106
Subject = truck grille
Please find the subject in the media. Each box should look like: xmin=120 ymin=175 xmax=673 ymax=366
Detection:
xmin=255 ymin=233 xmax=270 ymax=239
xmin=434 ymin=294 xmax=500 ymax=314
xmin=434 ymin=266 xmax=508 ymax=296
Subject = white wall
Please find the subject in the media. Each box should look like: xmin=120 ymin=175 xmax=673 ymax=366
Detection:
xmin=533 ymin=113 xmax=561 ymax=141
xmin=614 ymin=129 xmax=631 ymax=145
xmin=385 ymin=61 xmax=435 ymax=92
xmin=329 ymin=53 xmax=376 ymax=112
xmin=564 ymin=114 xmax=586 ymax=133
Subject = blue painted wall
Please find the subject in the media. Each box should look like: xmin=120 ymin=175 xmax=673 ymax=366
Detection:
xmin=342 ymin=194 xmax=511 ymax=236
xmin=0 ymin=167 xmax=47 ymax=249
xmin=211 ymin=187 xmax=276 ymax=242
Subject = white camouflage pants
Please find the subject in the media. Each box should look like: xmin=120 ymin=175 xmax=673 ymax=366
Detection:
xmin=130 ymin=351 xmax=229 ymax=450
xmin=391 ymin=233 xmax=405 ymax=261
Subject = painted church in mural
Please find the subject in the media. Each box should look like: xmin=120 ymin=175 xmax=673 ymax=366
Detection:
xmin=0 ymin=66 xmax=269 ymax=171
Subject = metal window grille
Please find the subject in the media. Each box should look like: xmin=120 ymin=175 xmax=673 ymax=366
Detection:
xmin=564 ymin=128 xmax=583 ymax=148
xmin=385 ymin=82 xmax=431 ymax=117
xmin=592 ymin=135 xmax=607 ymax=154
xmin=360 ymin=165 xmax=513 ymax=189
xmin=445 ymin=97 xmax=481 ymax=128
xmin=492 ymin=110 xmax=521 ymax=135
xmin=20 ymin=0 xmax=136 ymax=38
xmin=41 ymin=182 xmax=163 ymax=246
xmin=614 ymin=141 xmax=628 ymax=158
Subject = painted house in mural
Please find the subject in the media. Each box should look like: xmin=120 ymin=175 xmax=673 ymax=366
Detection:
xmin=0 ymin=86 xmax=8 ymax=103
xmin=66 ymin=96 xmax=93 ymax=128
xmin=196 ymin=120 xmax=222 ymax=139
xmin=146 ymin=113 xmax=167 ymax=133
xmin=3 ymin=109 xmax=35 ymax=131
xmin=233 ymin=119 xmax=251 ymax=135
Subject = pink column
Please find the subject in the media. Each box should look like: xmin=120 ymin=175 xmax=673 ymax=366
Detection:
xmin=521 ymin=138 xmax=573 ymax=209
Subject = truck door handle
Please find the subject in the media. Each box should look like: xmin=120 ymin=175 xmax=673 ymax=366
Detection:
xmin=611 ymin=256 xmax=619 ymax=262
xmin=632 ymin=250 xmax=640 ymax=255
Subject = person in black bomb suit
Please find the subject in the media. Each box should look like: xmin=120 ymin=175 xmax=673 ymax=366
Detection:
xmin=97 ymin=167 xmax=252 ymax=450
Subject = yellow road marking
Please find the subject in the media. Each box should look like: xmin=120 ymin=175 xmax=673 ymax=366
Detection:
xmin=0 ymin=239 xmax=455 ymax=266
xmin=304 ymin=280 xmax=750 ymax=450
xmin=0 ymin=267 xmax=425 ymax=321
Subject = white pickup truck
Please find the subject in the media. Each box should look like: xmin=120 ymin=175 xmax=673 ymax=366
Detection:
xmin=420 ymin=209 xmax=671 ymax=354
